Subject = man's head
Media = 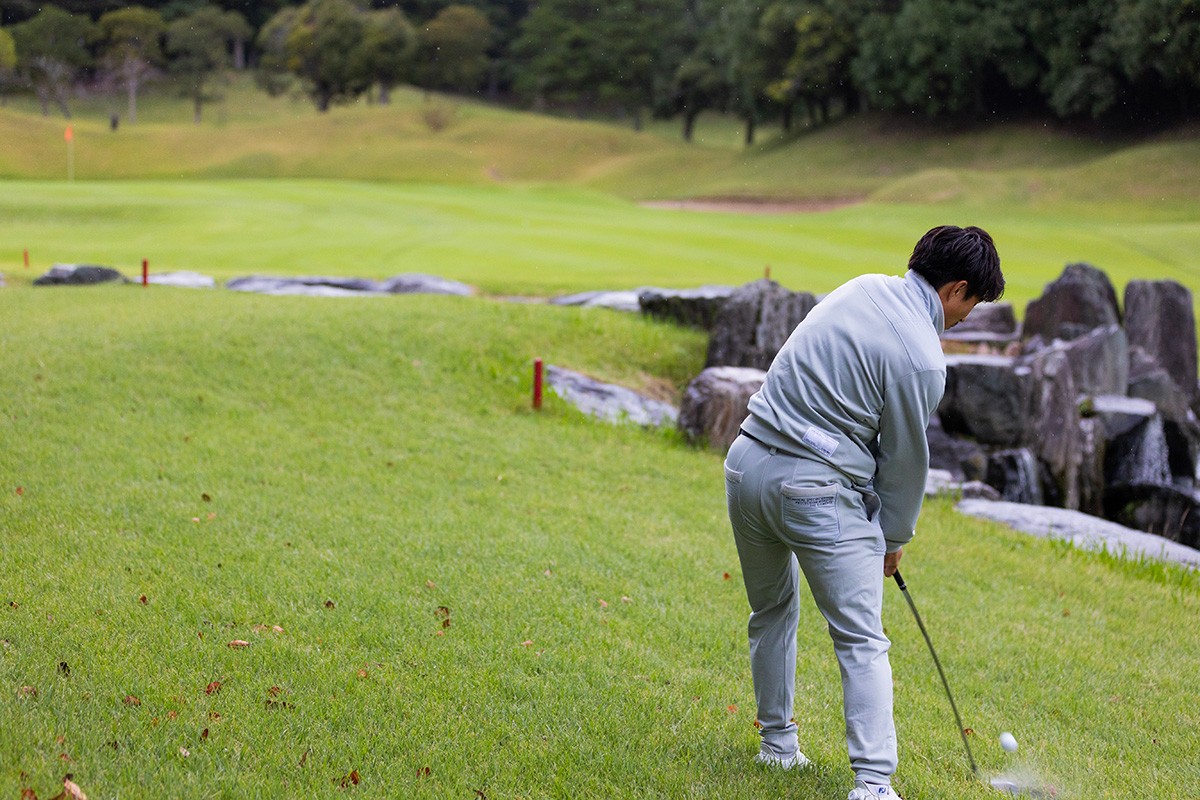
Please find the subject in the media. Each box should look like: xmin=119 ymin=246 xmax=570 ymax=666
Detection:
xmin=908 ymin=225 xmax=1003 ymax=328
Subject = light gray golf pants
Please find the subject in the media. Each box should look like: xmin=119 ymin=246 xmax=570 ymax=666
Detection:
xmin=724 ymin=434 xmax=896 ymax=785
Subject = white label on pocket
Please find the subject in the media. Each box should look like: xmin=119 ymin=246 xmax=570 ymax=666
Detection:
xmin=802 ymin=426 xmax=840 ymax=458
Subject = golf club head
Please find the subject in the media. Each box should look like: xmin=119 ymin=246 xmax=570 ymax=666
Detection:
xmin=989 ymin=776 xmax=1055 ymax=798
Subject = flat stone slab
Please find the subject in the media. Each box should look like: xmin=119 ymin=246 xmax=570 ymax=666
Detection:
xmin=546 ymin=365 xmax=678 ymax=427
xmin=956 ymin=498 xmax=1200 ymax=569
xmin=550 ymin=289 xmax=644 ymax=312
xmin=226 ymin=274 xmax=474 ymax=297
xmin=147 ymin=271 xmax=216 ymax=288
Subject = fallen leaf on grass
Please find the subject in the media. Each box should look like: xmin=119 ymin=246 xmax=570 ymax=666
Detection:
xmin=58 ymin=752 xmax=70 ymax=762
xmin=338 ymin=770 xmax=360 ymax=789
xmin=201 ymin=728 xmax=209 ymax=740
xmin=474 ymin=790 xmax=487 ymax=799
xmin=435 ymin=606 xmax=451 ymax=629
xmin=63 ymin=776 xmax=87 ymax=800
xmin=726 ymin=704 xmax=738 ymax=713
xmin=20 ymin=787 xmax=36 ymax=800
xmin=58 ymin=662 xmax=70 ymax=676
xmin=598 ymin=599 xmax=608 ymax=608
xmin=205 ymin=681 xmax=222 ymax=695
xmin=122 ymin=695 xmax=140 ymax=706
xmin=425 ymin=580 xmax=436 ymax=589
xmin=520 ymin=640 xmax=533 ymax=647
xmin=621 ymin=596 xmax=632 ymax=603
xmin=416 ymin=766 xmax=431 ymax=778
xmin=167 ymin=710 xmax=178 ymax=720
xmin=299 ymin=748 xmax=310 ymax=767
xmin=357 ymin=669 xmax=368 ymax=679
xmin=227 ymin=640 xmax=250 ymax=649
xmin=723 ymin=572 xmax=731 ymax=581
xmin=15 ymin=486 xmax=24 ymax=496
xmin=9 ymin=600 xmax=19 ymax=609
xmin=201 ymin=493 xmax=211 ymax=503
xmin=139 ymin=595 xmax=148 ymax=605
xmin=179 ymin=747 xmax=190 ymax=758
xmin=207 ymin=711 xmax=221 ymax=721
xmin=324 ymin=600 xmax=336 ymax=609
xmin=268 ymin=685 xmax=282 ymax=697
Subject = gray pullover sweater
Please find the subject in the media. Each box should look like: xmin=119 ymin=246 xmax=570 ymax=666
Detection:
xmin=741 ymin=270 xmax=947 ymax=552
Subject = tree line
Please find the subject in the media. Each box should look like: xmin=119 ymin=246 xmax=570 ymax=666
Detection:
xmin=1 ymin=0 xmax=1197 ymax=139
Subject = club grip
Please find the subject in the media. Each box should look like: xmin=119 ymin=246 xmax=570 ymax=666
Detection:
xmin=892 ymin=570 xmax=906 ymax=591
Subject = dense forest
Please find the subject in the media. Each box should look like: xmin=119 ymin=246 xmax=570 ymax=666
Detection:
xmin=1 ymin=0 xmax=1197 ymax=139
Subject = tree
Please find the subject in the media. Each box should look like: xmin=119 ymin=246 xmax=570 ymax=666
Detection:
xmin=762 ymin=2 xmax=855 ymax=128
xmin=166 ymin=5 xmax=247 ymax=122
xmin=415 ymin=4 xmax=492 ymax=93
xmin=265 ymin=0 xmax=372 ymax=111
xmin=361 ymin=6 xmax=416 ymax=104
xmin=98 ymin=6 xmax=167 ymax=124
xmin=510 ymin=0 xmax=601 ymax=111
xmin=10 ymin=6 xmax=94 ymax=117
xmin=0 ymin=26 xmax=16 ymax=103
xmin=663 ymin=0 xmax=728 ymax=141
xmin=254 ymin=4 xmax=298 ymax=96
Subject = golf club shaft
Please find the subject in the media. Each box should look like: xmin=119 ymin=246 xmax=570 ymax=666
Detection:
xmin=892 ymin=570 xmax=979 ymax=776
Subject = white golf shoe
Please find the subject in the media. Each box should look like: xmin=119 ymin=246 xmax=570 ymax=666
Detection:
xmin=753 ymin=746 xmax=811 ymax=770
xmin=847 ymin=780 xmax=903 ymax=799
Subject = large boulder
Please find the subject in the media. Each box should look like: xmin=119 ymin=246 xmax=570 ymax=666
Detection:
xmin=546 ymin=365 xmax=678 ymax=427
xmin=705 ymin=279 xmax=818 ymax=369
xmin=925 ymin=413 xmax=988 ymax=482
xmin=1025 ymin=349 xmax=1085 ymax=509
xmin=937 ymin=355 xmax=1033 ymax=446
xmin=1040 ymin=324 xmax=1129 ymax=397
xmin=33 ymin=264 xmax=128 ymax=286
xmin=986 ymin=448 xmax=1046 ymax=505
xmin=1128 ymin=346 xmax=1193 ymax=422
xmin=638 ymin=286 xmax=735 ymax=329
xmin=1124 ymin=279 xmax=1197 ymax=402
xmin=678 ymin=366 xmax=766 ymax=451
xmin=1105 ymin=414 xmax=1173 ymax=490
xmin=940 ymin=302 xmax=1020 ymax=353
xmin=1022 ymin=263 xmax=1120 ymax=348
xmin=1105 ymin=485 xmax=1200 ymax=550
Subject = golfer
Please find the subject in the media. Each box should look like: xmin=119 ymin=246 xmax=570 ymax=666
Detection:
xmin=724 ymin=226 xmax=1004 ymax=799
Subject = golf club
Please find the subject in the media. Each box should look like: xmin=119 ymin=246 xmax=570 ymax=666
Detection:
xmin=891 ymin=570 xmax=979 ymax=776
xmin=892 ymin=571 xmax=1055 ymax=798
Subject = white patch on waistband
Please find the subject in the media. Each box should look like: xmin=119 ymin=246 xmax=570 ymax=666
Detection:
xmin=802 ymin=426 xmax=840 ymax=458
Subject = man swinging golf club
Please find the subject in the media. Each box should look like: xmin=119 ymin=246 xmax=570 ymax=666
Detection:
xmin=724 ymin=225 xmax=1004 ymax=799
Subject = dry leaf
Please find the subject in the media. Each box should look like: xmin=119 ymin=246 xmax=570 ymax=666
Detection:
xmin=273 ymin=625 xmax=284 ymax=633
xmin=520 ymin=640 xmax=533 ymax=647
xmin=598 ymin=599 xmax=608 ymax=608
xmin=206 ymin=513 xmax=217 ymax=521
xmin=15 ymin=486 xmax=24 ymax=496
xmin=167 ymin=710 xmax=178 ymax=720
xmin=722 ymin=572 xmax=731 ymax=581
xmin=357 ymin=669 xmax=368 ymax=679
xmin=191 ymin=518 xmax=200 ymax=523
xmin=338 ymin=769 xmax=360 ymax=789
xmin=474 ymin=790 xmax=487 ymax=799
xmin=205 ymin=681 xmax=222 ymax=695
xmin=434 ymin=630 xmax=444 ymax=637
xmin=139 ymin=595 xmax=148 ymax=605
xmin=207 ymin=711 xmax=221 ymax=721
xmin=416 ymin=766 xmax=431 ymax=778
xmin=324 ymin=600 xmax=336 ymax=609
xmin=63 ymin=778 xmax=86 ymax=800
xmin=179 ymin=747 xmax=190 ymax=758
xmin=9 ymin=600 xmax=19 ymax=609
xmin=201 ymin=493 xmax=211 ymax=502
xmin=58 ymin=662 xmax=70 ymax=676
xmin=20 ymin=787 xmax=36 ymax=800
xmin=425 ymin=580 xmax=436 ymax=589
xmin=268 ymin=685 xmax=283 ymax=697
xmin=727 ymin=704 xmax=738 ymax=713
xmin=300 ymin=748 xmax=310 ymax=767
xmin=123 ymin=695 xmax=141 ymax=706
xmin=58 ymin=752 xmax=70 ymax=762
xmin=201 ymin=728 xmax=209 ymax=740
xmin=621 ymin=596 xmax=632 ymax=603
xmin=227 ymin=640 xmax=250 ymax=649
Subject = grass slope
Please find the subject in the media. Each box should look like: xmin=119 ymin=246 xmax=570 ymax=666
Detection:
xmin=1 ymin=288 xmax=1197 ymax=799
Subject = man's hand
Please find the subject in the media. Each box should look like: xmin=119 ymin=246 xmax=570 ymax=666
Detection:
xmin=884 ymin=548 xmax=903 ymax=577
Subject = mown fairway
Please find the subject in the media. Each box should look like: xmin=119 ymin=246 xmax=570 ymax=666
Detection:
xmin=3 ymin=82 xmax=1200 ymax=799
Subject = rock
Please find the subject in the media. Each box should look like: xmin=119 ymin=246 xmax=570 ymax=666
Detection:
xmin=1085 ymin=394 xmax=1158 ymax=440
xmin=937 ymin=355 xmax=1033 ymax=446
xmin=678 ymin=367 xmax=766 ymax=451
xmin=925 ymin=413 xmax=987 ymax=482
xmin=1025 ymin=348 xmax=1082 ymax=509
xmin=1128 ymin=346 xmax=1193 ymax=422
xmin=33 ymin=264 xmax=128 ymax=286
xmin=1124 ymin=279 xmax=1197 ymax=402
xmin=550 ymin=289 xmax=643 ymax=312
xmin=380 ymin=273 xmax=474 ymax=296
xmin=1021 ymin=263 xmax=1120 ymax=348
xmin=545 ymin=365 xmax=678 ymax=427
xmin=226 ymin=276 xmax=374 ymax=296
xmin=1105 ymin=485 xmax=1200 ymax=550
xmin=1106 ymin=415 xmax=1172 ymax=489
xmin=638 ymin=285 xmax=736 ymax=329
xmin=705 ymin=279 xmax=818 ymax=369
xmin=146 ymin=271 xmax=215 ymax=288
xmin=1076 ymin=417 xmax=1107 ymax=516
xmin=924 ymin=469 xmax=1002 ymax=500
xmin=940 ymin=302 xmax=1020 ymax=351
xmin=956 ymin=499 xmax=1200 ymax=569
xmin=986 ymin=448 xmax=1046 ymax=505
xmin=1035 ymin=324 xmax=1128 ymax=397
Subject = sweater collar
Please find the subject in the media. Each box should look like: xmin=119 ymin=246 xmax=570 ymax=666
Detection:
xmin=905 ymin=270 xmax=945 ymax=335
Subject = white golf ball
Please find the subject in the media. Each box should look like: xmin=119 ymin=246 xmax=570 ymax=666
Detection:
xmin=999 ymin=732 xmax=1018 ymax=752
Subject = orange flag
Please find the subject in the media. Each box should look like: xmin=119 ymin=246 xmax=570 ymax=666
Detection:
xmin=64 ymin=125 xmax=73 ymax=142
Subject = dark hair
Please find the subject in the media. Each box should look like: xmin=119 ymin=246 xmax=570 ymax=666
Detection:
xmin=908 ymin=225 xmax=1004 ymax=302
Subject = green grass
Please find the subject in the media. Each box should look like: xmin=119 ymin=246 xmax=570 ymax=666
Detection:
xmin=1 ymin=288 xmax=1197 ymax=799
xmin=1 ymin=180 xmax=1198 ymax=314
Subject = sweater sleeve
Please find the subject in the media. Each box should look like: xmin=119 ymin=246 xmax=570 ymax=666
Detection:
xmin=874 ymin=368 xmax=945 ymax=552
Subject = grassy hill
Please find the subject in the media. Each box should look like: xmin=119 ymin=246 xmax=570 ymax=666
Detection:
xmin=1 ymin=288 xmax=1196 ymax=799
xmin=3 ymin=77 xmax=1200 ymax=213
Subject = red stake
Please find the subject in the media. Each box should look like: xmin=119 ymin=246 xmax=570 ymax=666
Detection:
xmin=142 ymin=258 xmax=148 ymax=287
xmin=23 ymin=249 xmax=29 ymax=268
xmin=533 ymin=358 xmax=544 ymax=410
